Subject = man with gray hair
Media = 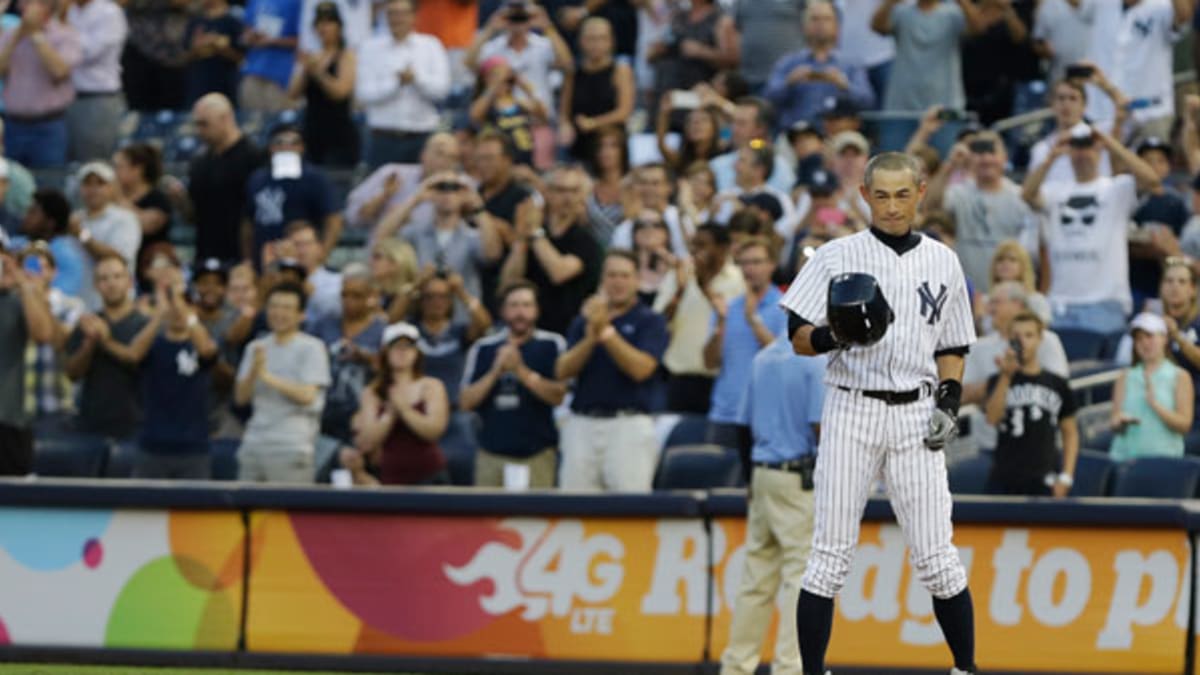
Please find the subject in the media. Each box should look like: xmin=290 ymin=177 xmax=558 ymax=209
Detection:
xmin=763 ymin=0 xmax=874 ymax=132
xmin=963 ymin=280 xmax=1070 ymax=451
xmin=308 ymin=261 xmax=385 ymax=450
xmin=923 ymin=131 xmax=1037 ymax=291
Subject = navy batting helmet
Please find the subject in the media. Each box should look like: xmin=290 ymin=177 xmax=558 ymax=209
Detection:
xmin=827 ymin=272 xmax=894 ymax=346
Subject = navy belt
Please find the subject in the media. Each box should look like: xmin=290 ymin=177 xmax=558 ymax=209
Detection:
xmin=837 ymin=384 xmax=930 ymax=405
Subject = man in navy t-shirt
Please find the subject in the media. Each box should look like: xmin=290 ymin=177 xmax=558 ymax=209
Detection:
xmin=105 ymin=283 xmax=220 ymax=479
xmin=462 ymin=280 xmax=567 ymax=488
xmin=556 ymin=250 xmax=668 ymax=491
xmin=243 ymin=125 xmax=343 ymax=269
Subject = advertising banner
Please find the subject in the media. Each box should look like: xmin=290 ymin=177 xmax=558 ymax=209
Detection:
xmin=712 ymin=519 xmax=1191 ymax=674
xmin=245 ymin=511 xmax=717 ymax=660
xmin=0 ymin=507 xmax=244 ymax=650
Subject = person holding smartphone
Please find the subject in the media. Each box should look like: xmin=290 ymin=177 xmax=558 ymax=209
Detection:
xmin=1110 ymin=312 xmax=1194 ymax=461
xmin=984 ymin=311 xmax=1078 ymax=496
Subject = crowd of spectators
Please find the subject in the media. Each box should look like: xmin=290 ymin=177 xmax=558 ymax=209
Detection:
xmin=1 ymin=0 xmax=1200 ymax=495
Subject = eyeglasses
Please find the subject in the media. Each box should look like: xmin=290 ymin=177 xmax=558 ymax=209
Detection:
xmin=432 ymin=181 xmax=463 ymax=192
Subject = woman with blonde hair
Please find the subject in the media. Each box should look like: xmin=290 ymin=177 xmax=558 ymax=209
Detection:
xmin=368 ymin=238 xmax=420 ymax=321
xmin=978 ymin=240 xmax=1049 ymax=330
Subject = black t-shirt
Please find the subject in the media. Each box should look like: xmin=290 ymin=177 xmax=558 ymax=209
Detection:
xmin=67 ymin=311 xmax=151 ymax=438
xmin=137 ymin=188 xmax=174 ymax=252
xmin=527 ymin=222 xmax=603 ymax=335
xmin=986 ymin=370 xmax=1077 ymax=483
xmin=184 ymin=12 xmax=244 ymax=104
xmin=1131 ymin=190 xmax=1190 ymax=297
xmin=188 ymin=137 xmax=266 ymax=263
xmin=483 ymin=179 xmax=533 ymax=225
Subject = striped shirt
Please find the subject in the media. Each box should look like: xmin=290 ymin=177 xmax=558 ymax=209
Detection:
xmin=779 ymin=229 xmax=975 ymax=391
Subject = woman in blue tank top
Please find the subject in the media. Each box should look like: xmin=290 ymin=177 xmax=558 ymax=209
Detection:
xmin=1110 ymin=312 xmax=1195 ymax=460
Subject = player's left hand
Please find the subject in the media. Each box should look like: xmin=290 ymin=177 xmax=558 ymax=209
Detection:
xmin=923 ymin=408 xmax=957 ymax=451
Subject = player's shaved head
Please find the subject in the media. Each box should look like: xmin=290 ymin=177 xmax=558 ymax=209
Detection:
xmin=863 ymin=152 xmax=924 ymax=190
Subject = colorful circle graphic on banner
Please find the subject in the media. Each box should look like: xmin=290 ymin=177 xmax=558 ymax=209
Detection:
xmin=0 ymin=509 xmax=112 ymax=571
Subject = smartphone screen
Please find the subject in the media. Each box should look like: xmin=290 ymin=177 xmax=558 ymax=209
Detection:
xmin=22 ymin=256 xmax=41 ymax=276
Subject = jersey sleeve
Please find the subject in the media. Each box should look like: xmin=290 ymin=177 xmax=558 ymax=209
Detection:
xmin=778 ymin=246 xmax=831 ymax=324
xmin=937 ymin=259 xmax=977 ymax=351
xmin=1057 ymin=375 xmax=1079 ymax=419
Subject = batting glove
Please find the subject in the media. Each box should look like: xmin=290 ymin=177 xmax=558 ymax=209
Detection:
xmin=924 ymin=380 xmax=962 ymax=451
xmin=923 ymin=408 xmax=958 ymax=450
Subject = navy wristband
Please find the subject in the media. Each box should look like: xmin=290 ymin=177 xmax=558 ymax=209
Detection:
xmin=810 ymin=325 xmax=840 ymax=354
xmin=936 ymin=379 xmax=962 ymax=416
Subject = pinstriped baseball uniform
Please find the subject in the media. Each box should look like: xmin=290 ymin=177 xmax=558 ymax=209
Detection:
xmin=779 ymin=229 xmax=976 ymax=601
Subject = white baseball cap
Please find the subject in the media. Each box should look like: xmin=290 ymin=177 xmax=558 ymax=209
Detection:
xmin=381 ymin=321 xmax=420 ymax=347
xmin=1130 ymin=312 xmax=1168 ymax=336
xmin=77 ymin=161 xmax=116 ymax=183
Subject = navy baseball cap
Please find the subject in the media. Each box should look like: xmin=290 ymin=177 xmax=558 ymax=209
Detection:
xmin=806 ymin=169 xmax=840 ymax=196
xmin=738 ymin=192 xmax=785 ymax=222
xmin=1137 ymin=136 xmax=1172 ymax=156
xmin=193 ymin=257 xmax=228 ymax=283
xmin=821 ymin=96 xmax=860 ymax=120
xmin=786 ymin=120 xmax=824 ymax=144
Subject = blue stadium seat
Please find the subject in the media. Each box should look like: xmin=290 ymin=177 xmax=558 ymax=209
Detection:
xmin=1069 ymin=450 xmax=1115 ymax=497
xmin=947 ymin=453 xmax=992 ymax=495
xmin=1056 ymin=328 xmax=1110 ymax=362
xmin=654 ymin=445 xmax=743 ymax=490
xmin=33 ymin=434 xmax=108 ymax=477
xmin=665 ymin=415 xmax=709 ymax=449
xmin=104 ymin=440 xmax=138 ymax=478
xmin=440 ymin=412 xmax=478 ymax=486
xmin=210 ymin=439 xmax=239 ymax=481
xmin=1112 ymin=456 xmax=1200 ymax=499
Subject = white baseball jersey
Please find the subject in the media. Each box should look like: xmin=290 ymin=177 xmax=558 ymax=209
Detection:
xmin=779 ymin=230 xmax=977 ymax=390
xmin=779 ymin=228 xmax=974 ymax=602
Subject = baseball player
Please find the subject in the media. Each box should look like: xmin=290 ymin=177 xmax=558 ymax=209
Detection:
xmin=780 ymin=152 xmax=977 ymax=675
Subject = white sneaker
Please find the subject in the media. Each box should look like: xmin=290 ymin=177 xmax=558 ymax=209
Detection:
xmin=951 ymin=668 xmax=975 ymax=675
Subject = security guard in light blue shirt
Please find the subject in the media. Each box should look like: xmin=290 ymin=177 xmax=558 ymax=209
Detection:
xmin=720 ymin=334 xmax=825 ymax=675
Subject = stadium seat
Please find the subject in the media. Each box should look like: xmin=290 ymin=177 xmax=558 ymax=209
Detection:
xmin=1111 ymin=456 xmax=1200 ymax=499
xmin=210 ymin=439 xmax=240 ymax=481
xmin=1075 ymin=402 xmax=1114 ymax=451
xmin=947 ymin=453 xmax=992 ymax=495
xmin=32 ymin=434 xmax=108 ymax=477
xmin=440 ymin=412 xmax=478 ymax=486
xmin=1069 ymin=450 xmax=1115 ymax=497
xmin=1056 ymin=328 xmax=1110 ymax=362
xmin=654 ymin=445 xmax=743 ymax=490
xmin=665 ymin=414 xmax=709 ymax=449
xmin=103 ymin=441 xmax=138 ymax=478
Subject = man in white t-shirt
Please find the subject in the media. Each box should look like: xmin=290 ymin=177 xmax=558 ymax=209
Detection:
xmin=1027 ymin=78 xmax=1121 ymax=184
xmin=464 ymin=0 xmax=573 ymax=115
xmin=837 ymin=0 xmax=895 ymax=104
xmin=1022 ymin=124 xmax=1161 ymax=334
xmin=1107 ymin=0 xmax=1190 ymax=143
xmin=1033 ymin=0 xmax=1097 ymax=85
xmin=712 ymin=142 xmax=799 ymax=241
xmin=610 ymin=163 xmax=691 ymax=257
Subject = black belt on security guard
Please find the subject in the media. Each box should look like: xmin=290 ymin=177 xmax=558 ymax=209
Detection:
xmin=837 ymin=383 xmax=931 ymax=405
xmin=753 ymin=456 xmax=816 ymax=490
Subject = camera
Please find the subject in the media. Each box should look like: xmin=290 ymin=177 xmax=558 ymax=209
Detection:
xmin=1065 ymin=63 xmax=1094 ymax=79
xmin=968 ymin=138 xmax=996 ymax=154
xmin=937 ymin=108 xmax=967 ymax=122
xmin=505 ymin=0 xmax=530 ymax=22
xmin=1009 ymin=337 xmax=1024 ymax=363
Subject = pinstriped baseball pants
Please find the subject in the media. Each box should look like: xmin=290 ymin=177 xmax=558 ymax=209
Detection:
xmin=801 ymin=387 xmax=968 ymax=600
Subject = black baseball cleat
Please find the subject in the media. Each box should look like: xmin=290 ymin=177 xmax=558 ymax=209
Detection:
xmin=951 ymin=668 xmax=976 ymax=675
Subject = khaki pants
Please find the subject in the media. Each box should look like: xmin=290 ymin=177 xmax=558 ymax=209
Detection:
xmin=559 ymin=414 xmax=658 ymax=492
xmin=238 ymin=75 xmax=291 ymax=114
xmin=720 ymin=468 xmax=816 ymax=675
xmin=474 ymin=447 xmax=558 ymax=488
xmin=237 ymin=443 xmax=314 ymax=483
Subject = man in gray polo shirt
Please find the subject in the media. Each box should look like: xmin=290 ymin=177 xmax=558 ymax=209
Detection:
xmin=234 ymin=280 xmax=331 ymax=482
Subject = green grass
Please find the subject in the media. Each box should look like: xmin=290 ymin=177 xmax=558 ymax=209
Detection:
xmin=0 ymin=662 xmax=420 ymax=667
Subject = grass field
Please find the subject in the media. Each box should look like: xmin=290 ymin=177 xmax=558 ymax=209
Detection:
xmin=0 ymin=662 xmax=412 ymax=667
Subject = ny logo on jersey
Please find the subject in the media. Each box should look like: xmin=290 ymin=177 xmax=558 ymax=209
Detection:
xmin=918 ymin=281 xmax=948 ymax=325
